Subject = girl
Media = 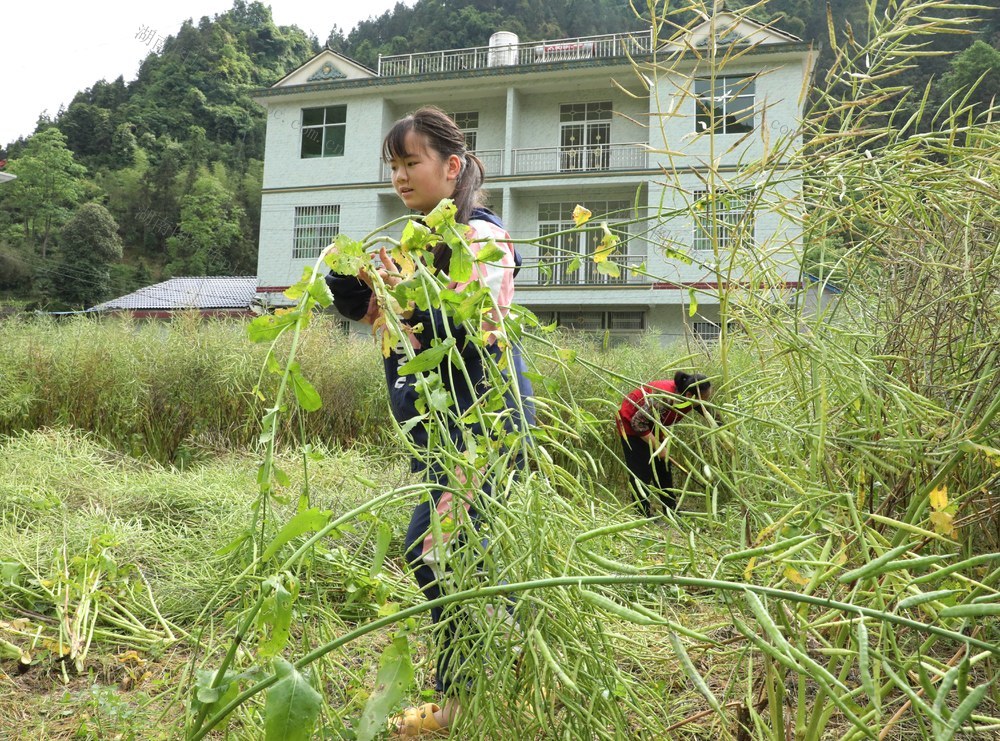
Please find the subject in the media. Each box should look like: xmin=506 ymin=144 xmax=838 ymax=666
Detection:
xmin=616 ymin=371 xmax=716 ymax=516
xmin=324 ymin=106 xmax=531 ymax=735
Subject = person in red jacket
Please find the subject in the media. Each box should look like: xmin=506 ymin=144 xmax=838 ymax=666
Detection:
xmin=616 ymin=371 xmax=716 ymax=516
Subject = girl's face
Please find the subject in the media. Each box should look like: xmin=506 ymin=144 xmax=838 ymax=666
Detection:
xmin=388 ymin=131 xmax=461 ymax=214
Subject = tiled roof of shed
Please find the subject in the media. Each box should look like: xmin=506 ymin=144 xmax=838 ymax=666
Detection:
xmin=90 ymin=276 xmax=258 ymax=312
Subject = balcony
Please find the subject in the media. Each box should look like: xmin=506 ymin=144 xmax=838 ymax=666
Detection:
xmin=513 ymin=143 xmax=648 ymax=175
xmin=377 ymin=30 xmax=652 ymax=77
xmin=381 ymin=149 xmax=504 ymax=181
xmin=523 ymin=254 xmax=647 ymax=287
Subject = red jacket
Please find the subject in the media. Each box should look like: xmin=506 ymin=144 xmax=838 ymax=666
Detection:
xmin=616 ymin=379 xmax=688 ymax=437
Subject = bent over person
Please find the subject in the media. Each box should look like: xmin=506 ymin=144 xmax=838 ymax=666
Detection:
xmin=616 ymin=371 xmax=715 ymax=516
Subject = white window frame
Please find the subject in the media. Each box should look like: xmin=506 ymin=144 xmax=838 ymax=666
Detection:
xmin=301 ymin=105 xmax=347 ymax=158
xmin=559 ymin=101 xmax=612 ymax=171
xmin=694 ymin=76 xmax=755 ymax=134
xmin=537 ymin=200 xmax=631 ymax=285
xmin=449 ymin=111 xmax=479 ymax=152
xmin=693 ymin=320 xmax=738 ymax=342
xmin=692 ymin=190 xmax=754 ymax=252
xmin=535 ymin=310 xmax=646 ymax=332
xmin=293 ymin=205 xmax=340 ymax=260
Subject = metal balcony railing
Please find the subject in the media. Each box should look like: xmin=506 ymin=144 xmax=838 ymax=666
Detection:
xmin=377 ymin=30 xmax=652 ymax=76
xmin=512 ymin=143 xmax=649 ymax=175
xmin=522 ymin=254 xmax=647 ymax=286
xmin=380 ymin=149 xmax=504 ymax=181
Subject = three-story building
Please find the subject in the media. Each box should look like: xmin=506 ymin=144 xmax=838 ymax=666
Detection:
xmin=252 ymin=13 xmax=815 ymax=343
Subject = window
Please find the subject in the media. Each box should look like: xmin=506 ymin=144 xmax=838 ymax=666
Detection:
xmin=560 ymin=102 xmax=612 ymax=171
xmin=693 ymin=320 xmax=738 ymax=343
xmin=694 ymin=76 xmax=755 ymax=134
xmin=535 ymin=310 xmax=646 ymax=332
xmin=537 ymin=200 xmax=631 ymax=285
xmin=301 ymin=105 xmax=346 ymax=158
xmin=293 ymin=205 xmax=340 ymax=259
xmin=449 ymin=111 xmax=479 ymax=151
xmin=692 ymin=190 xmax=754 ymax=252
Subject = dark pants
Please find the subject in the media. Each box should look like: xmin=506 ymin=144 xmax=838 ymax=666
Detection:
xmin=404 ymin=473 xmax=486 ymax=694
xmin=620 ymin=435 xmax=675 ymax=516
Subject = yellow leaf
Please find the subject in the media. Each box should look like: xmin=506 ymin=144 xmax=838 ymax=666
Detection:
xmin=593 ymin=224 xmax=618 ymax=263
xmin=391 ymin=246 xmax=416 ymax=278
xmin=572 ymin=205 xmax=592 ymax=226
xmin=784 ymin=567 xmax=809 ymax=587
xmin=929 ymin=485 xmax=948 ymax=511
xmin=743 ymin=556 xmax=757 ymax=582
xmin=116 ymin=650 xmax=146 ymax=665
xmin=929 ymin=510 xmax=956 ymax=538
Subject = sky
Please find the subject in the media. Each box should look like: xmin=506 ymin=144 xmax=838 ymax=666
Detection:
xmin=1 ymin=0 xmax=413 ymax=147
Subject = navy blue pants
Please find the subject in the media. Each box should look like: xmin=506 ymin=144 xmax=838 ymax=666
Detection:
xmin=404 ymin=472 xmax=486 ymax=694
xmin=620 ymin=435 xmax=675 ymax=516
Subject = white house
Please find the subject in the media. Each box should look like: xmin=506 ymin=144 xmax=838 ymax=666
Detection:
xmin=251 ymin=14 xmax=815 ymax=343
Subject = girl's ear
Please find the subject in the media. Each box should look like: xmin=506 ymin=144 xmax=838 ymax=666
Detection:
xmin=445 ymin=153 xmax=463 ymax=181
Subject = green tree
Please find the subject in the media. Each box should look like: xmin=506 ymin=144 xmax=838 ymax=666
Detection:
xmin=939 ymin=40 xmax=1000 ymax=117
xmin=57 ymin=202 xmax=124 ymax=307
xmin=166 ymin=171 xmax=247 ymax=276
xmin=1 ymin=128 xmax=87 ymax=258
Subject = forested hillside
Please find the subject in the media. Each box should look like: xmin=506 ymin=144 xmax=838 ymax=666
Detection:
xmin=0 ymin=0 xmax=996 ymax=309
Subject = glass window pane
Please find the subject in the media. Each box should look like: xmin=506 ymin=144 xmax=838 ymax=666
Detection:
xmin=301 ymin=128 xmax=323 ymax=158
xmin=324 ymin=126 xmax=345 ymax=156
xmin=326 ymin=105 xmax=346 ymax=124
xmin=302 ymin=107 xmax=324 ymax=126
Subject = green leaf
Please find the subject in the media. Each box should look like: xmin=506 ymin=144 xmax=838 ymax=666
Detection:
xmin=356 ymin=636 xmax=415 ymax=741
xmin=424 ymin=199 xmax=457 ymax=230
xmin=265 ymin=658 xmax=322 ymax=741
xmin=283 ymin=267 xmax=314 ymax=301
xmin=289 ymin=365 xmax=322 ymax=412
xmin=426 ymin=386 xmax=453 ymax=413
xmin=401 ymin=219 xmax=438 ymax=251
xmin=370 ymin=521 xmax=392 ymax=578
xmin=474 ymin=239 xmax=506 ymax=264
xmin=248 ymin=312 xmax=298 ymax=343
xmin=664 ymin=247 xmax=693 ymax=265
xmin=323 ymin=234 xmax=368 ymax=276
xmin=273 ymin=466 xmax=291 ymax=488
xmin=306 ymin=276 xmax=333 ymax=308
xmin=195 ymin=668 xmax=240 ymax=707
xmin=258 ymin=576 xmax=297 ymax=658
xmin=596 ymin=261 xmax=621 ymax=277
xmin=397 ymin=337 xmax=456 ymax=375
xmin=453 ymin=285 xmax=491 ymax=325
xmin=688 ymin=288 xmax=698 ymax=317
xmin=567 ymin=255 xmax=581 ymax=275
xmin=448 ymin=240 xmax=474 ymax=284
xmin=263 ymin=507 xmax=332 ymax=561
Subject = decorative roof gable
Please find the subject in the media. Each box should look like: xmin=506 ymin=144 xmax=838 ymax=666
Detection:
xmin=659 ymin=12 xmax=802 ymax=53
xmin=271 ymin=49 xmax=376 ymax=88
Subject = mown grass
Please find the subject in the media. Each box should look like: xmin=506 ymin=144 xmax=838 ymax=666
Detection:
xmin=0 ymin=428 xmax=747 ymax=739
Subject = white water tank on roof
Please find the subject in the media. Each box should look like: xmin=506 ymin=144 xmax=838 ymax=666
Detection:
xmin=487 ymin=31 xmax=519 ymax=67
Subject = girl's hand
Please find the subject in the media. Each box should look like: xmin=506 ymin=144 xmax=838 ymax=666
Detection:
xmin=375 ymin=247 xmax=403 ymax=288
xmin=357 ymin=248 xmax=397 ymax=289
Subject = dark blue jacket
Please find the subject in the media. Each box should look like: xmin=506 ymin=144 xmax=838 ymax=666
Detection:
xmin=325 ymin=210 xmax=534 ymax=470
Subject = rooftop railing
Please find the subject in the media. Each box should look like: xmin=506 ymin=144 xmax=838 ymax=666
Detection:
xmin=377 ymin=30 xmax=652 ymax=77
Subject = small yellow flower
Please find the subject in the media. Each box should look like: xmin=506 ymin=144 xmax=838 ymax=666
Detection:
xmin=572 ymin=205 xmax=592 ymax=226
